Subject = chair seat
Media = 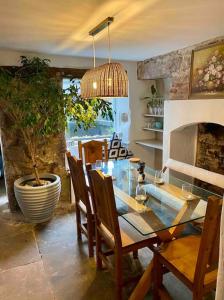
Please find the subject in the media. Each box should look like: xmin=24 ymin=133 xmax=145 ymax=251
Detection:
xmin=159 ymin=235 xmax=217 ymax=285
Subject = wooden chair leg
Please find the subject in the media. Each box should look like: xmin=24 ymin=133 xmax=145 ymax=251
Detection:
xmin=153 ymin=255 xmax=163 ymax=300
xmin=115 ymin=252 xmax=123 ymax=300
xmin=192 ymin=290 xmax=203 ymax=300
xmin=87 ymin=219 xmax=94 ymax=258
xmin=96 ymin=228 xmax=103 ymax=269
xmin=133 ymin=250 xmax=138 ymax=259
xmin=75 ymin=205 xmax=82 ymax=240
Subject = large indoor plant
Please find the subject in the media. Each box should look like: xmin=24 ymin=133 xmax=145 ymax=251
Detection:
xmin=0 ymin=56 xmax=113 ymax=223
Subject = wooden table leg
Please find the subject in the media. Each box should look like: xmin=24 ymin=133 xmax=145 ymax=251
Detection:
xmin=158 ymin=285 xmax=172 ymax=300
xmin=129 ymin=259 xmax=154 ymax=300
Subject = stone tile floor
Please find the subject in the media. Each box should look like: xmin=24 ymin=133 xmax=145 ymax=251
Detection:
xmin=0 ymin=179 xmax=215 ymax=300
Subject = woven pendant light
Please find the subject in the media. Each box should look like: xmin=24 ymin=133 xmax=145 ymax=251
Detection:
xmin=80 ymin=67 xmax=100 ymax=99
xmin=81 ymin=62 xmax=128 ymax=98
xmin=81 ymin=17 xmax=129 ymax=99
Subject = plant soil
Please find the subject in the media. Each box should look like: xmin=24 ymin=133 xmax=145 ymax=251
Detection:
xmin=22 ymin=178 xmax=55 ymax=187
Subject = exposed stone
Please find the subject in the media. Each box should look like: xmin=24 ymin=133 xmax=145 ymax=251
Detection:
xmin=195 ymin=123 xmax=224 ymax=195
xmin=0 ymin=112 xmax=70 ymax=211
xmin=137 ymin=36 xmax=224 ymax=100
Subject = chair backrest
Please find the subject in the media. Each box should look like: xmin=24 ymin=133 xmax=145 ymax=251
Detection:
xmin=78 ymin=139 xmax=108 ymax=164
xmin=194 ymin=195 xmax=222 ymax=284
xmin=88 ymin=169 xmax=122 ymax=248
xmin=66 ymin=152 xmax=91 ymax=212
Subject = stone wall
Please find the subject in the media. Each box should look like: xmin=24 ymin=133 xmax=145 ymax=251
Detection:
xmin=195 ymin=123 xmax=224 ymax=195
xmin=137 ymin=36 xmax=224 ymax=99
xmin=0 ymin=112 xmax=70 ymax=211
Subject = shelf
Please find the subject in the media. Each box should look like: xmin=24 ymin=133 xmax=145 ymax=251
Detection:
xmin=140 ymin=97 xmax=164 ymax=101
xmin=143 ymin=127 xmax=163 ymax=132
xmin=136 ymin=139 xmax=163 ymax=150
xmin=144 ymin=114 xmax=164 ymax=117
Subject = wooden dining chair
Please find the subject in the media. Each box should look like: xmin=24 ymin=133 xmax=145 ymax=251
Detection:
xmin=88 ymin=169 xmax=159 ymax=300
xmin=152 ymin=195 xmax=222 ymax=300
xmin=66 ymin=151 xmax=94 ymax=257
xmin=78 ymin=139 xmax=108 ymax=164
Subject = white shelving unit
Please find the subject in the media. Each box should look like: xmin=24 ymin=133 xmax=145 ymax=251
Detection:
xmin=136 ymin=104 xmax=164 ymax=152
xmin=135 ymin=92 xmax=164 ymax=160
xmin=143 ymin=127 xmax=163 ymax=133
xmin=135 ymin=139 xmax=163 ymax=150
xmin=144 ymin=114 xmax=164 ymax=118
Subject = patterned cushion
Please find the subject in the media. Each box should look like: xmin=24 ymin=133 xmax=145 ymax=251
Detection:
xmin=108 ymin=132 xmax=133 ymax=160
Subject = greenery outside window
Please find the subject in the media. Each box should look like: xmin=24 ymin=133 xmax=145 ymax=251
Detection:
xmin=63 ymin=78 xmax=116 ymax=142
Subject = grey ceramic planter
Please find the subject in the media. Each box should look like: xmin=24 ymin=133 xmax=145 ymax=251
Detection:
xmin=14 ymin=173 xmax=61 ymax=223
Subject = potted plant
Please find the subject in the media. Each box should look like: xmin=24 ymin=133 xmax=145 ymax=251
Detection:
xmin=145 ymin=84 xmax=158 ymax=114
xmin=0 ymin=56 xmax=113 ymax=223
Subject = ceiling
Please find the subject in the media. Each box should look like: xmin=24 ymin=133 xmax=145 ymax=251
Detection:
xmin=0 ymin=0 xmax=223 ymax=61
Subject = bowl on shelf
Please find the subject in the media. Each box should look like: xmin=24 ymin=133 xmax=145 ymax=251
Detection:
xmin=154 ymin=121 xmax=163 ymax=129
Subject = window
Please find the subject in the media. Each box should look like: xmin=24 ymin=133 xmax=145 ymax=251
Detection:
xmin=63 ymin=78 xmax=129 ymax=155
xmin=63 ymin=78 xmax=115 ymax=141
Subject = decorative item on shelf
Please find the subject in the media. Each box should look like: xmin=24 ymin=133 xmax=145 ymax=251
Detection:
xmin=148 ymin=105 xmax=154 ymax=114
xmin=145 ymin=119 xmax=153 ymax=129
xmin=189 ymin=42 xmax=224 ymax=99
xmin=154 ymin=121 xmax=163 ymax=129
xmin=143 ymin=84 xmax=164 ymax=115
xmin=81 ymin=17 xmax=128 ymax=99
xmin=137 ymin=161 xmax=145 ymax=183
xmin=157 ymin=104 xmax=163 ymax=115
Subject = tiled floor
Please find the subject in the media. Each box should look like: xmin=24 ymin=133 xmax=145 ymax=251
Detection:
xmin=0 ymin=180 xmax=214 ymax=300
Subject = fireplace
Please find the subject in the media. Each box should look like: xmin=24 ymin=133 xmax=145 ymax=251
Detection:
xmin=163 ymin=99 xmax=224 ymax=195
xmin=195 ymin=123 xmax=224 ymax=195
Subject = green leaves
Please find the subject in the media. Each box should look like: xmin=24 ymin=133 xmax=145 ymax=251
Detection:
xmin=0 ymin=56 xmax=113 ymax=144
xmin=0 ymin=58 xmax=66 ymax=139
xmin=64 ymin=79 xmax=114 ymax=132
xmin=0 ymin=56 xmax=114 ymax=180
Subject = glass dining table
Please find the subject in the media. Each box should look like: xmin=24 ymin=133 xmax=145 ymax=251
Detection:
xmin=92 ymin=159 xmax=221 ymax=300
xmin=98 ymin=159 xmax=220 ymax=237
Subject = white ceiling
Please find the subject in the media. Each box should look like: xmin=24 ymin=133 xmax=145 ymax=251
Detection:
xmin=0 ymin=0 xmax=223 ymax=61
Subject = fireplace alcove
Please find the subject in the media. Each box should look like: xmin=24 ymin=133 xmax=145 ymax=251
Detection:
xmin=169 ymin=122 xmax=224 ymax=195
xmin=163 ymin=99 xmax=224 ymax=196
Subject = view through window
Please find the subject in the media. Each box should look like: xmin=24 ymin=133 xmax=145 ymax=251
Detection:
xmin=63 ymin=78 xmax=129 ymax=156
xmin=63 ymin=78 xmax=116 ymax=142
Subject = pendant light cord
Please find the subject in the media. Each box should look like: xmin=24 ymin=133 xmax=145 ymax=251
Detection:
xmin=92 ymin=35 xmax=96 ymax=68
xmin=107 ymin=23 xmax=111 ymax=64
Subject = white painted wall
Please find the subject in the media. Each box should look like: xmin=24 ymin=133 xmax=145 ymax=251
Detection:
xmin=169 ymin=125 xmax=198 ymax=182
xmin=0 ymin=48 xmax=155 ymax=166
xmin=113 ymin=97 xmax=130 ymax=144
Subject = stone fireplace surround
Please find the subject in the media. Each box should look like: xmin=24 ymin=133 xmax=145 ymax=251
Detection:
xmin=163 ymin=99 xmax=224 ymax=191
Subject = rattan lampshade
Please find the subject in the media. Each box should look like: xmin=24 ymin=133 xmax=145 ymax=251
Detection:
xmin=81 ymin=62 xmax=128 ymax=99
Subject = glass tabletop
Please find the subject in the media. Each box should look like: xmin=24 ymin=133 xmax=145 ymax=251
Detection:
xmin=99 ymin=159 xmax=221 ymax=236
